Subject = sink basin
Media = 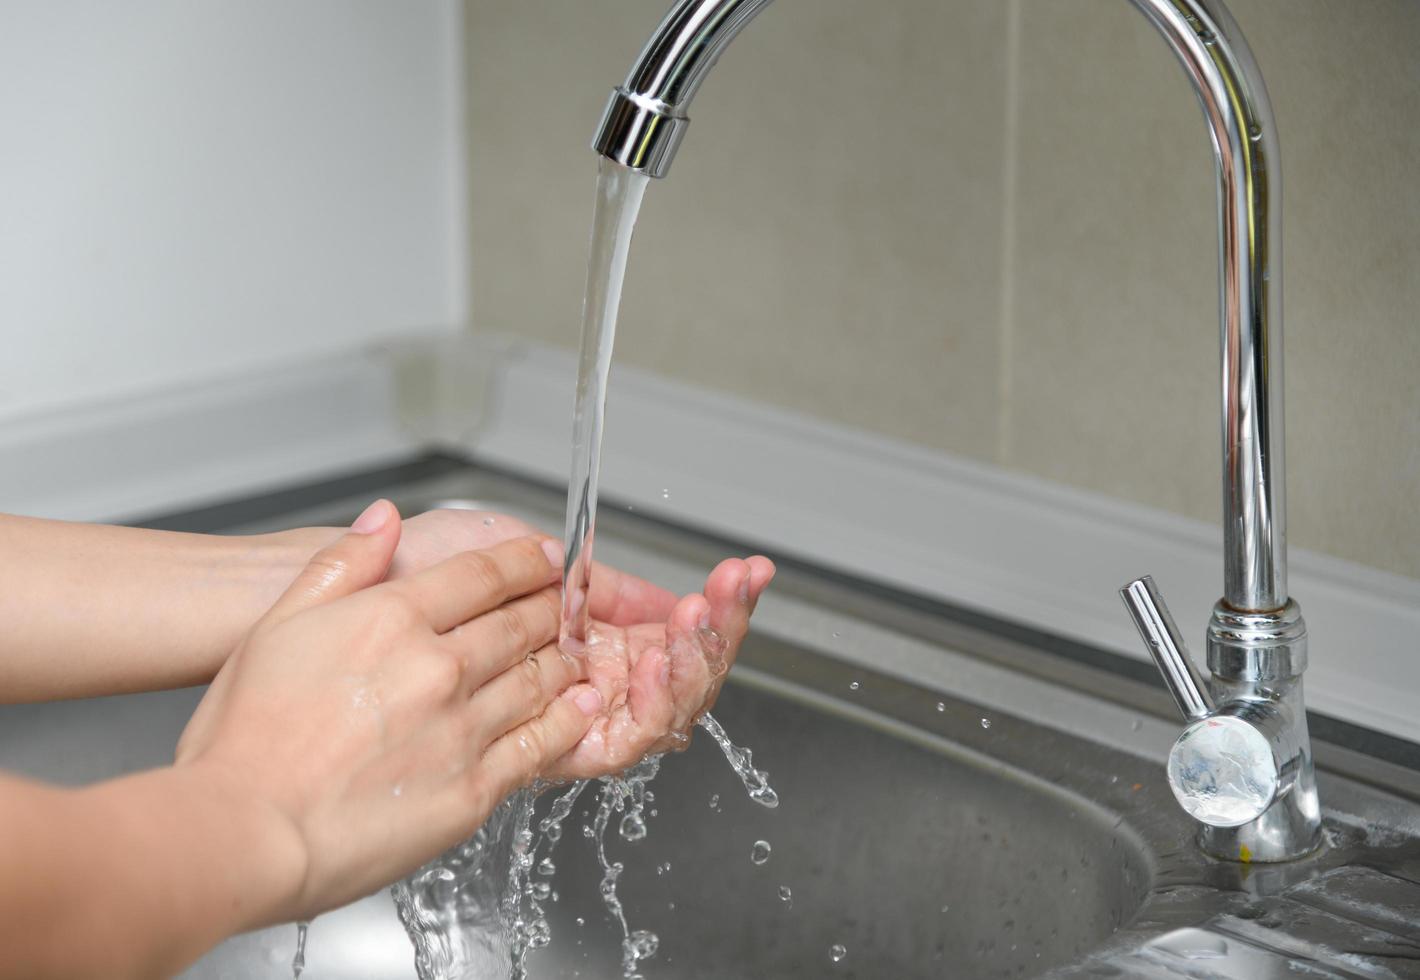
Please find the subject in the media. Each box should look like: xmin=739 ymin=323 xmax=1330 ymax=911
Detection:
xmin=3 ymin=460 xmax=1419 ymax=979
xmin=518 ymin=667 xmax=1149 ymax=980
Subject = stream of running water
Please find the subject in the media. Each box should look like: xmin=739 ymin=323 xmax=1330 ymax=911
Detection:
xmin=383 ymin=158 xmax=779 ymax=979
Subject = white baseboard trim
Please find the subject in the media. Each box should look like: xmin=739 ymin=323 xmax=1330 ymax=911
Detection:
xmin=0 ymin=346 xmax=424 ymax=524
xmin=466 ymin=339 xmax=1420 ymax=743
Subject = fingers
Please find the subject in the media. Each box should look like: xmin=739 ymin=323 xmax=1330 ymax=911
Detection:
xmin=479 ymin=684 xmax=602 ymax=798
xmin=663 ymin=556 xmax=776 ymax=730
xmin=388 ymin=536 xmax=561 ymax=634
xmin=587 ymin=561 xmax=679 ymax=626
xmin=466 ymin=642 xmax=588 ymax=743
xmin=627 ymin=644 xmax=674 ymax=733
xmin=746 ymin=556 xmax=776 ymax=611
xmin=664 ymin=593 xmax=715 ymax=731
xmin=263 ymin=500 xmax=402 ymax=627
xmin=440 ymin=586 xmax=562 ymax=695
xmin=703 ymin=557 xmax=754 ymax=639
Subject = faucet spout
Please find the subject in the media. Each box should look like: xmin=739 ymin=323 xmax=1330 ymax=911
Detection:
xmin=593 ymin=0 xmax=773 ymax=178
xmin=594 ymin=0 xmax=1318 ymax=861
xmin=595 ymin=0 xmax=1285 ymax=614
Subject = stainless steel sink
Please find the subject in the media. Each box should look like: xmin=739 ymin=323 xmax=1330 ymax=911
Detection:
xmin=519 ymin=662 xmax=1150 ymax=980
xmin=3 ymin=461 xmax=1419 ymax=979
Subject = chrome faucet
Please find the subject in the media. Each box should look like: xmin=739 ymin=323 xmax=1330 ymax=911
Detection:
xmin=591 ymin=0 xmax=1320 ymax=862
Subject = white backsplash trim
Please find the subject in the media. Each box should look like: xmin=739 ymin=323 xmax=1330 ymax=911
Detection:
xmin=469 ymin=338 xmax=1420 ymax=744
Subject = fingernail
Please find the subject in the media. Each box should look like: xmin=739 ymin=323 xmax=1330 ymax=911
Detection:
xmin=697 ymin=608 xmax=711 ymax=631
xmin=351 ymin=500 xmax=389 ymax=534
xmin=541 ymin=538 xmax=565 ymax=569
xmin=574 ymin=687 xmax=603 ymax=716
xmin=737 ymin=568 xmax=751 ymax=603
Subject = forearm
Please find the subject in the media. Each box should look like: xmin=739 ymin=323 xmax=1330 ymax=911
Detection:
xmin=0 ymin=766 xmax=302 ymax=979
xmin=0 ymin=515 xmax=338 ymax=702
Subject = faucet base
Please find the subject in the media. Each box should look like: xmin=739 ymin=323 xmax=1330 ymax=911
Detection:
xmin=1200 ymin=601 xmax=1323 ymax=863
xmin=1196 ymin=749 xmax=1324 ymax=864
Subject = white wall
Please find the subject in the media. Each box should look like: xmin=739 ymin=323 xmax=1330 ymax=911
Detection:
xmin=0 ymin=1 xmax=467 ymax=421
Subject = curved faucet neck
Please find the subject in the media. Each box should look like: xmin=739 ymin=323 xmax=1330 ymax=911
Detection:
xmin=594 ymin=0 xmax=1288 ymax=613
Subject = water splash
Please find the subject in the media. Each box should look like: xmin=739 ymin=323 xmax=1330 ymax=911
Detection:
xmin=395 ymin=709 xmax=779 ymax=979
xmin=506 ymin=780 xmax=587 ymax=975
xmin=588 ymin=757 xmax=662 ymax=978
xmin=697 ymin=712 xmax=779 ymax=809
xmin=392 ymin=795 xmax=524 ymax=979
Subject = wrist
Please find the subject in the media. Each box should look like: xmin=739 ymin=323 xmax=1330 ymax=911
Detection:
xmin=163 ymin=760 xmax=311 ymax=929
xmin=27 ymin=763 xmax=314 ymax=977
xmin=250 ymin=526 xmax=344 ymax=603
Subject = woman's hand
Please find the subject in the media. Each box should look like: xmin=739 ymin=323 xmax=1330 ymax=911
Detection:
xmin=549 ymin=555 xmax=775 ymax=779
xmin=174 ymin=501 xmax=605 ymax=922
xmin=394 ymin=506 xmax=679 ymax=627
xmin=396 ymin=508 xmax=777 ymax=777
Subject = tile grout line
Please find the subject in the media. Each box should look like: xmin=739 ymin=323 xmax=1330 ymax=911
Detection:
xmin=996 ymin=0 xmax=1024 ymax=466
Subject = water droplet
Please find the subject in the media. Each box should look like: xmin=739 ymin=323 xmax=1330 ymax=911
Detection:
xmin=750 ymin=784 xmax=779 ymax=808
xmin=981 ymin=717 xmax=992 ymax=729
xmin=1248 ymin=124 xmax=1263 ymax=142
xmin=830 ymin=944 xmax=847 ymax=963
xmin=1200 ymin=29 xmax=1216 ymax=44
xmin=708 ymin=793 xmax=720 ymax=809
xmin=660 ymin=488 xmax=670 ymax=499
xmin=779 ymin=885 xmax=793 ymax=903
xmin=482 ymin=516 xmax=495 ymax=526
xmin=849 ymin=681 xmax=860 ymax=691
xmin=526 ymin=917 xmax=551 ymax=948
xmin=657 ymin=862 xmax=672 ymax=876
xmin=936 ymin=702 xmax=946 ymax=712
xmin=627 ymin=929 xmax=659 ymax=962
xmin=1130 ymin=718 xmax=1142 ymax=731
xmin=531 ymin=881 xmax=551 ymax=902
xmin=537 ymin=857 xmax=556 ymax=876
xmin=831 ymin=631 xmax=841 ymax=639
xmin=619 ymin=811 xmax=647 ymax=842
xmin=941 ymin=904 xmax=951 ymax=913
xmin=667 ymin=901 xmax=676 ymax=911
xmin=575 ymin=917 xmax=585 ymax=927
xmin=751 ymin=840 xmax=772 ymax=865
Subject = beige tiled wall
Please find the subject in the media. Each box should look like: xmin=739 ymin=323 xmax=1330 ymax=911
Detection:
xmin=466 ymin=0 xmax=1420 ymax=580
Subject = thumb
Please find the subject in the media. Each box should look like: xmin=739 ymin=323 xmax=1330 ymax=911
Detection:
xmin=263 ymin=499 xmax=402 ymax=626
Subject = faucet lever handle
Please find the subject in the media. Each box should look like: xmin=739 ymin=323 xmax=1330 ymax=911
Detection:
xmin=1120 ymin=576 xmax=1214 ymax=722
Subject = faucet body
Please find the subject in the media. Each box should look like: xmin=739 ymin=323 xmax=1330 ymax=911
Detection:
xmin=594 ymin=0 xmax=1321 ymax=862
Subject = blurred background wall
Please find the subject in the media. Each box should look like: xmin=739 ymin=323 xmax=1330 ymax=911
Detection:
xmin=464 ymin=0 xmax=1419 ymax=581
xmin=0 ymin=1 xmax=467 ymax=420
